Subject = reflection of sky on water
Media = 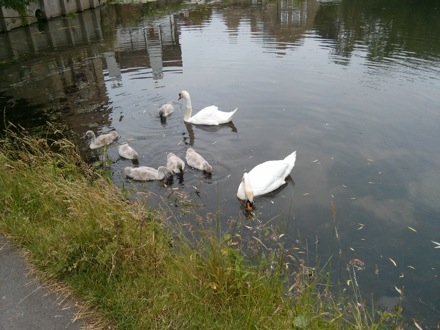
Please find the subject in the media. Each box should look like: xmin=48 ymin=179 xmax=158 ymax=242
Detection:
xmin=168 ymin=4 xmax=440 ymax=325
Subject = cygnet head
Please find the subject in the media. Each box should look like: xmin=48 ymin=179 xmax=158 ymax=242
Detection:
xmin=157 ymin=166 xmax=173 ymax=180
xmin=178 ymin=90 xmax=190 ymax=100
xmin=85 ymin=130 xmax=95 ymax=138
xmin=203 ymin=162 xmax=213 ymax=174
xmin=108 ymin=131 xmax=119 ymax=140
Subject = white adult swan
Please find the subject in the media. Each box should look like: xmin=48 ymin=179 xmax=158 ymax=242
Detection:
xmin=159 ymin=101 xmax=174 ymax=118
xmin=237 ymin=151 xmax=296 ymax=210
xmin=186 ymin=148 xmax=212 ymax=173
xmin=118 ymin=143 xmax=139 ymax=160
xmin=167 ymin=152 xmax=185 ymax=174
xmin=85 ymin=130 xmax=119 ymax=149
xmin=124 ymin=166 xmax=173 ymax=181
xmin=178 ymin=90 xmax=237 ymax=125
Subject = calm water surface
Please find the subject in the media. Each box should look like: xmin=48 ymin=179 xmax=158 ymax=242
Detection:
xmin=1 ymin=0 xmax=440 ymax=326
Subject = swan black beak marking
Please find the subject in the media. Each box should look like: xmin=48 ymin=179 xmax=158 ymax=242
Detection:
xmin=178 ymin=93 xmax=182 ymax=100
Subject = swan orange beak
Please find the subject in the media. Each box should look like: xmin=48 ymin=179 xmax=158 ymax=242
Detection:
xmin=245 ymin=200 xmax=254 ymax=212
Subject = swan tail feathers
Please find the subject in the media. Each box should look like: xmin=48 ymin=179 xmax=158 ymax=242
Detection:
xmin=223 ymin=108 xmax=238 ymax=123
xmin=283 ymin=151 xmax=297 ymax=175
xmin=284 ymin=151 xmax=297 ymax=166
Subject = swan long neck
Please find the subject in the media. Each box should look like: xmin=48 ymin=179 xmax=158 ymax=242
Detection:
xmin=184 ymin=96 xmax=193 ymax=122
xmin=242 ymin=173 xmax=254 ymax=203
xmin=203 ymin=162 xmax=212 ymax=173
xmin=87 ymin=131 xmax=96 ymax=144
xmin=157 ymin=166 xmax=171 ymax=180
xmin=157 ymin=168 xmax=166 ymax=180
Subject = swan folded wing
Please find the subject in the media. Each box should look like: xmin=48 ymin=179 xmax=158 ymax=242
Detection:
xmin=187 ymin=156 xmax=205 ymax=170
xmin=167 ymin=153 xmax=185 ymax=173
xmin=159 ymin=103 xmax=174 ymax=117
xmin=125 ymin=166 xmax=157 ymax=181
xmin=190 ymin=106 xmax=237 ymax=125
xmin=119 ymin=144 xmax=139 ymax=160
xmin=189 ymin=106 xmax=219 ymax=125
xmin=247 ymin=161 xmax=291 ymax=196
xmin=214 ymin=107 xmax=237 ymax=124
xmin=99 ymin=132 xmax=118 ymax=144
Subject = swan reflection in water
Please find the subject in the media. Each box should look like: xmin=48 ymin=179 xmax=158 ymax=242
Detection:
xmin=183 ymin=121 xmax=238 ymax=146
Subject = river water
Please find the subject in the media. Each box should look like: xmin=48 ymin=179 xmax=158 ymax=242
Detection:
xmin=1 ymin=0 xmax=439 ymax=327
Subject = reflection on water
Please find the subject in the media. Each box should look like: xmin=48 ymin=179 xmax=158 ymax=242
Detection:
xmin=1 ymin=0 xmax=440 ymax=327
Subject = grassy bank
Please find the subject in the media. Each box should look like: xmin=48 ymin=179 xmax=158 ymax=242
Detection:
xmin=0 ymin=127 xmax=403 ymax=329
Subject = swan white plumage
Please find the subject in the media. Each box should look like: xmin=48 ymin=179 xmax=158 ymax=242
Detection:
xmin=159 ymin=101 xmax=174 ymax=117
xmin=178 ymin=90 xmax=237 ymax=125
xmin=167 ymin=152 xmax=185 ymax=174
xmin=186 ymin=148 xmax=212 ymax=173
xmin=124 ymin=166 xmax=173 ymax=181
xmin=237 ymin=151 xmax=296 ymax=210
xmin=85 ymin=130 xmax=119 ymax=149
xmin=118 ymin=143 xmax=139 ymax=160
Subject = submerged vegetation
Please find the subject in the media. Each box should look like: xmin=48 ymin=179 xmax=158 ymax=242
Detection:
xmin=0 ymin=126 xmax=404 ymax=328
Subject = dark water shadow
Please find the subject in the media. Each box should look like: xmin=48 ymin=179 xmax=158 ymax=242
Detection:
xmin=194 ymin=121 xmax=238 ymax=133
xmin=160 ymin=116 xmax=168 ymax=126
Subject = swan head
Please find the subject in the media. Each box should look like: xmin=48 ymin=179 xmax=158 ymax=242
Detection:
xmin=85 ymin=130 xmax=95 ymax=139
xmin=203 ymin=162 xmax=213 ymax=174
xmin=242 ymin=173 xmax=254 ymax=211
xmin=157 ymin=166 xmax=173 ymax=181
xmin=109 ymin=131 xmax=119 ymax=139
xmin=131 ymin=151 xmax=139 ymax=160
xmin=178 ymin=90 xmax=190 ymax=100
